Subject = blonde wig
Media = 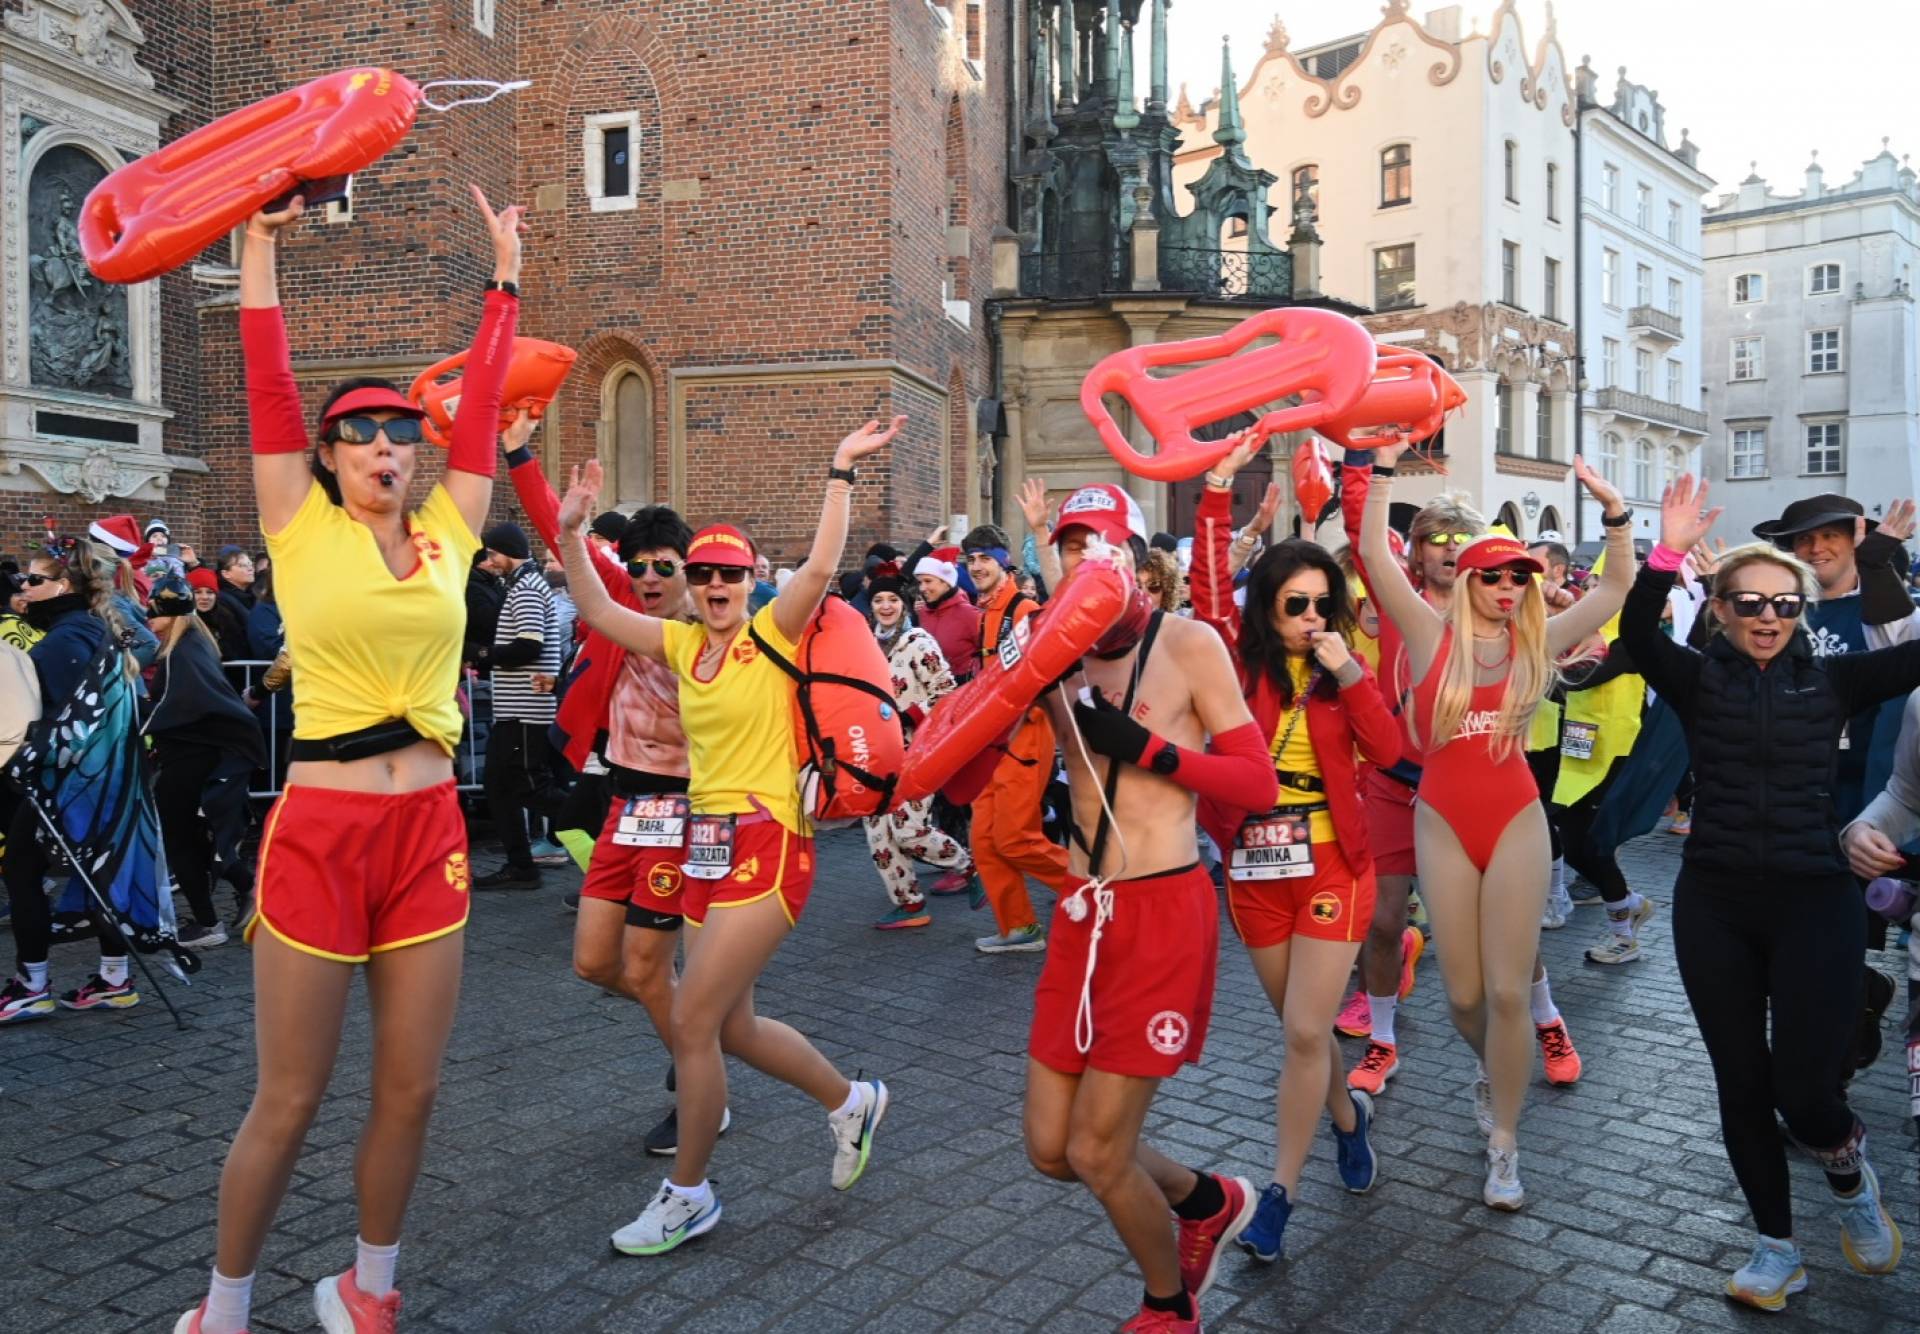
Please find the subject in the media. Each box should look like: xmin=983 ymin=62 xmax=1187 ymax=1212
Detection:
xmin=1423 ymin=571 xmax=1554 ymax=763
xmin=1406 ymin=492 xmax=1487 ymax=584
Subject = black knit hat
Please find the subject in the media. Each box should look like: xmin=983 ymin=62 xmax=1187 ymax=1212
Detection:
xmin=867 ymin=561 xmax=907 ymax=600
xmin=590 ymin=511 xmax=627 ymax=543
xmin=481 ymin=522 xmax=531 ymax=560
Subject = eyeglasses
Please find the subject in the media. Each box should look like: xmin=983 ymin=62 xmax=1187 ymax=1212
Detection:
xmin=1725 ymin=592 xmax=1806 ymax=620
xmin=1282 ymin=593 xmax=1337 ymax=618
xmin=23 ymin=573 xmax=57 ymax=587
xmin=1424 ymin=532 xmax=1477 ymax=547
xmin=627 ymin=558 xmax=680 ymax=579
xmin=328 ymin=415 xmax=424 ymax=446
xmin=685 ymin=564 xmax=750 ymax=586
xmin=1476 ymin=568 xmax=1535 ymax=588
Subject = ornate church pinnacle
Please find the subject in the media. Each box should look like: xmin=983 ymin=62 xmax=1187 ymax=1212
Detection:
xmin=1115 ymin=22 xmax=1139 ymax=134
xmin=1212 ymin=36 xmax=1244 ymax=147
xmin=1265 ymin=16 xmax=1289 ymax=57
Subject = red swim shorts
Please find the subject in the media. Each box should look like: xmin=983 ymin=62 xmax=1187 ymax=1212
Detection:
xmin=1227 ymin=837 xmax=1375 ymax=948
xmin=681 ymin=817 xmax=816 ymax=928
xmin=1363 ymin=766 xmax=1418 ymax=878
xmin=248 ymin=781 xmax=468 ymax=962
xmin=1029 ymin=864 xmax=1219 ymax=1079
xmin=580 ymin=774 xmax=693 ymax=923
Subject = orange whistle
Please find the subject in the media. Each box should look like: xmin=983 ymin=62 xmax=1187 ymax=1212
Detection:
xmin=409 ymin=338 xmax=579 ymax=448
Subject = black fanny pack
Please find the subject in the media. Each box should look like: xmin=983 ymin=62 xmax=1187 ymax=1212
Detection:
xmin=289 ymin=719 xmax=425 ymax=763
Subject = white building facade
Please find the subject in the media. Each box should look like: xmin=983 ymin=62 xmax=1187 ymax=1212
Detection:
xmin=1574 ymin=63 xmax=1712 ymax=548
xmin=1700 ymin=145 xmax=1920 ymax=539
xmin=1172 ymin=2 xmax=1579 ymax=540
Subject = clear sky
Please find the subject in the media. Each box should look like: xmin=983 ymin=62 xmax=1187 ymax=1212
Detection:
xmin=1157 ymin=0 xmax=1917 ymax=198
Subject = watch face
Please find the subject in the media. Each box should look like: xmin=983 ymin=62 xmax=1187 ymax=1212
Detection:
xmin=1151 ymin=746 xmax=1178 ymax=775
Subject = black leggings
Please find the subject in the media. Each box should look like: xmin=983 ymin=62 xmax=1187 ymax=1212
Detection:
xmin=1525 ymin=746 xmax=1563 ymax=862
xmin=6 ymin=795 xmax=129 ymax=972
xmin=1672 ymin=869 xmax=1864 ymax=1239
xmin=1554 ymin=762 xmax=1629 ymax=907
xmin=151 ymin=738 xmax=247 ymax=928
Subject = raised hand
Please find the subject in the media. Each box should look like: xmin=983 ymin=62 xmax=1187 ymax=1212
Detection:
xmin=1686 ymin=537 xmax=1727 ymax=583
xmin=927 ymin=522 xmax=948 ymax=543
xmin=1878 ymin=498 xmax=1916 ymax=543
xmin=248 ymin=194 xmax=306 ymax=238
xmin=558 ymin=459 xmax=604 ymax=535
xmin=834 ymin=415 xmax=907 ymax=468
xmin=501 ymin=408 xmax=537 ymax=453
xmin=470 ymin=184 xmax=526 ymax=284
xmin=1659 ymin=474 xmax=1722 ymax=554
xmin=1018 ymin=476 xmax=1050 ymax=534
xmin=1212 ymin=428 xmax=1267 ymax=481
xmin=1574 ymin=454 xmax=1626 ymax=517
xmin=1246 ymin=482 xmax=1284 ymax=539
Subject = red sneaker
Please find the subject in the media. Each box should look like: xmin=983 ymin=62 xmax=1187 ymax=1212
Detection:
xmin=928 ymin=869 xmax=973 ymax=895
xmin=1176 ymin=1173 xmax=1255 ymax=1305
xmin=1536 ymin=1018 xmax=1582 ymax=1086
xmin=1334 ymin=989 xmax=1371 ymax=1038
xmin=1397 ymin=927 xmax=1425 ymax=1000
xmin=1120 ymin=1305 xmax=1202 ymax=1332
xmin=174 ymin=1302 xmax=248 ymax=1334
xmin=1346 ymin=1039 xmax=1400 ymax=1095
xmin=315 ymin=1269 xmax=401 ymax=1334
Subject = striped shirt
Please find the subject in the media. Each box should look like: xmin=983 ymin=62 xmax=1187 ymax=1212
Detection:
xmin=492 ymin=561 xmax=560 ymax=723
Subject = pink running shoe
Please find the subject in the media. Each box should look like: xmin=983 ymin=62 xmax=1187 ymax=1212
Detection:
xmin=928 ymin=869 xmax=973 ymax=895
xmin=1176 ymin=1173 xmax=1255 ymax=1304
xmin=1536 ymin=1018 xmax=1583 ymax=1086
xmin=1120 ymin=1305 xmax=1201 ymax=1332
xmin=315 ymin=1269 xmax=401 ymax=1333
xmin=1397 ymin=927 xmax=1425 ymax=1001
xmin=174 ymin=1303 xmax=248 ymax=1334
xmin=1334 ymin=989 xmax=1371 ymax=1038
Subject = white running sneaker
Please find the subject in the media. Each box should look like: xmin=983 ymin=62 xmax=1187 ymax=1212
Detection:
xmin=829 ymin=1078 xmax=889 ymax=1190
xmin=1540 ymin=882 xmax=1572 ymax=930
xmin=1585 ymin=933 xmax=1641 ymax=965
xmin=611 ymin=1180 xmax=722 ymax=1256
xmin=1725 ymin=1237 xmax=1808 ymax=1311
xmin=1471 ymin=1069 xmax=1494 ymax=1137
xmin=1834 ymin=1160 xmax=1904 ymax=1274
xmin=1483 ymin=1145 xmax=1524 ymax=1211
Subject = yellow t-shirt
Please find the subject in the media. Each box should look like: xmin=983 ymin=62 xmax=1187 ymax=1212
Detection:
xmin=265 ymin=481 xmax=480 ymax=753
xmin=660 ymin=604 xmax=807 ymax=837
xmin=1270 ymin=657 xmax=1336 ymax=843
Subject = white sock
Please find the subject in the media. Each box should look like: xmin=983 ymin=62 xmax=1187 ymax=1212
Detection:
xmin=1608 ymin=892 xmax=1644 ymax=936
xmin=355 ymin=1237 xmax=399 ymax=1297
xmin=202 ymin=1269 xmax=253 ymax=1334
xmin=665 ymin=1177 xmax=712 ymax=1204
xmin=99 ymin=956 xmax=129 ymax=986
xmin=1530 ymin=974 xmax=1560 ymax=1026
xmin=22 ymin=961 xmax=48 ymax=992
xmin=1551 ymin=857 xmax=1567 ymax=898
xmin=832 ymin=1083 xmax=863 ymax=1118
xmin=1367 ymin=993 xmax=1398 ymax=1046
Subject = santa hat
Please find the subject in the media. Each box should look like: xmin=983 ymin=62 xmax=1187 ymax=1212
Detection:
xmin=186 ymin=567 xmax=220 ymax=593
xmin=914 ymin=548 xmax=960 ymax=588
xmin=89 ymin=514 xmax=153 ymax=568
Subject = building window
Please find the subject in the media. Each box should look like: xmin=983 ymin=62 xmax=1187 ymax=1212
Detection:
xmin=1503 ymin=141 xmax=1519 ymax=203
xmin=584 ymin=111 xmax=641 ymax=211
xmin=1374 ymin=243 xmax=1416 ymax=309
xmin=606 ymin=366 xmax=655 ymax=504
xmin=1602 ymin=163 xmax=1619 ymax=213
xmin=1732 ymin=335 xmax=1764 ymax=381
xmin=1635 ymin=183 xmax=1652 ymax=230
xmin=1381 ymin=144 xmax=1412 ymax=207
xmin=1495 ymin=379 xmax=1515 ymax=453
xmin=1664 ymin=444 xmax=1686 ymax=488
xmin=1666 ymin=357 xmax=1683 ymax=404
xmin=1806 ymin=421 xmax=1844 ymax=475
xmin=1544 ymin=258 xmax=1560 ymax=319
xmin=1632 ymin=439 xmax=1656 ymax=499
xmin=1545 ymin=162 xmax=1560 ymax=221
xmin=1666 ymin=276 xmax=1683 ymax=317
xmin=1730 ymin=426 xmax=1768 ymax=478
xmin=1809 ymin=262 xmax=1842 ymax=295
xmin=1291 ymin=164 xmax=1319 ymax=222
xmin=1600 ymin=431 xmax=1623 ymax=486
xmin=1536 ymin=390 xmax=1554 ymax=459
xmin=1501 ymin=240 xmax=1519 ymax=306
xmin=1666 ymin=199 xmax=1682 ymax=243
xmin=1635 ymin=348 xmax=1653 ymax=395
xmin=1635 ymin=263 xmax=1653 ymax=308
xmin=473 ymin=0 xmax=495 ymax=36
xmin=1733 ymin=272 xmax=1765 ymax=303
xmin=1600 ymin=248 xmax=1619 ymax=306
xmin=1807 ymin=328 xmax=1842 ymax=374
xmin=1601 ymin=338 xmax=1620 ymax=388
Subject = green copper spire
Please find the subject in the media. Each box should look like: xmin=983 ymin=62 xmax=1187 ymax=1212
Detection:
xmin=1212 ymin=35 xmax=1244 ymax=147
xmin=1056 ymin=1 xmax=1076 ymax=108
xmin=1114 ymin=22 xmax=1139 ymax=133
xmin=1102 ymin=0 xmax=1120 ymax=94
xmin=1149 ymin=0 xmax=1168 ymax=110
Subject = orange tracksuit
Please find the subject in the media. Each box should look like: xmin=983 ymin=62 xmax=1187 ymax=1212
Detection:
xmin=972 ymin=580 xmax=1069 ymax=933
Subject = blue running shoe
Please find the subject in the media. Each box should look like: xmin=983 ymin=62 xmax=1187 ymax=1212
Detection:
xmin=1236 ymin=1182 xmax=1291 ymax=1263
xmin=1333 ymin=1088 xmax=1378 ymax=1194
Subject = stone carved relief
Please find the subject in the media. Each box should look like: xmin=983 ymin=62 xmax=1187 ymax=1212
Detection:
xmin=1303 ymin=3 xmax=1461 ymax=117
xmin=3 ymin=0 xmax=155 ymax=89
xmin=28 ymin=145 xmax=131 ymax=394
xmin=5 ymin=447 xmax=169 ymax=502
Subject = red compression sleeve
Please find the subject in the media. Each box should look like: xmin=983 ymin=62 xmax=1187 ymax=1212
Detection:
xmin=1150 ymin=721 xmax=1278 ymax=810
xmin=240 ymin=306 xmax=308 ymax=455
xmin=446 ymin=290 xmax=520 ymax=478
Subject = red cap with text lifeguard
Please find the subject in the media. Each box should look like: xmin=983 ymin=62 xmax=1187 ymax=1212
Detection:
xmin=687 ymin=523 xmax=757 ymax=567
xmin=1053 ymin=483 xmax=1147 ymax=546
xmin=1455 ymin=534 xmax=1545 ymax=575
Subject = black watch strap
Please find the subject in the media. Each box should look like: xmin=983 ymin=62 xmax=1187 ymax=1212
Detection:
xmin=485 ymin=279 xmax=520 ymax=297
xmin=828 ymin=465 xmax=857 ymax=484
xmin=1602 ymin=508 xmax=1633 ymax=528
xmin=1372 ymin=464 xmax=1397 ymax=477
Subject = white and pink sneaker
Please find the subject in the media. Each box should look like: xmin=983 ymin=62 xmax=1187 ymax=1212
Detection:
xmin=315 ymin=1268 xmax=402 ymax=1333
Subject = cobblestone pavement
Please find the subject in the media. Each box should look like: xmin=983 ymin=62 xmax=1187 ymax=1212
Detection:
xmin=3 ymin=822 xmax=1915 ymax=1333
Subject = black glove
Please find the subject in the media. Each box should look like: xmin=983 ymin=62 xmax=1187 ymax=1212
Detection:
xmin=1071 ymin=688 xmax=1152 ymax=764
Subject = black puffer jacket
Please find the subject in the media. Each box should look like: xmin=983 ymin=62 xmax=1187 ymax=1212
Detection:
xmin=1620 ymin=564 xmax=1920 ymax=879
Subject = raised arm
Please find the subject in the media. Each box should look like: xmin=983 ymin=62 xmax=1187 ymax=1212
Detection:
xmin=1545 ymin=456 xmax=1637 ymax=656
xmin=502 ymin=413 xmax=633 ymax=608
xmin=1619 ymin=474 xmax=1721 ymax=712
xmin=441 ymin=186 xmax=526 ymax=537
xmin=556 ymin=460 xmax=666 ymax=662
xmin=1356 ymin=443 xmax=1444 ymax=673
xmin=1016 ymin=477 xmax=1064 ymax=589
xmin=1189 ymin=438 xmax=1262 ymax=653
xmin=238 ymin=198 xmax=314 ymax=535
xmin=771 ymin=416 xmax=905 ymax=642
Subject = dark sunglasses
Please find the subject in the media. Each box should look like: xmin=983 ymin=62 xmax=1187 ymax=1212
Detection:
xmin=627 ymin=558 xmax=680 ymax=579
xmin=1282 ymin=593 xmax=1337 ymax=618
xmin=1725 ymin=592 xmax=1806 ymax=620
xmin=23 ymin=572 xmax=58 ymax=587
xmin=328 ymin=415 xmax=424 ymax=446
xmin=685 ymin=564 xmax=750 ymax=586
xmin=1476 ymin=568 xmax=1535 ymax=588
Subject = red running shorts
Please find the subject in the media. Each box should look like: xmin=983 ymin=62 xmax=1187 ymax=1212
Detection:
xmin=682 ymin=818 xmax=816 ymax=928
xmin=1363 ymin=766 xmax=1418 ymax=878
xmin=1029 ymin=864 xmax=1218 ymax=1079
xmin=1227 ymin=836 xmax=1375 ymax=948
xmin=247 ymin=781 xmax=468 ymax=962
xmin=581 ymin=777 xmax=693 ymax=923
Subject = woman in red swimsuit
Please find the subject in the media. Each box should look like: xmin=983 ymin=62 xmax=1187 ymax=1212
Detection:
xmin=1360 ymin=442 xmax=1633 ymax=1212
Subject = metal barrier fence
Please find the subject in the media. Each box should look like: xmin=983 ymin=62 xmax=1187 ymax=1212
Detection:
xmin=223 ymin=659 xmax=489 ymax=801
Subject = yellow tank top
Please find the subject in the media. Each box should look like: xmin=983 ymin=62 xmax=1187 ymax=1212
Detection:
xmin=265 ymin=481 xmax=479 ymax=754
xmin=1270 ymin=657 xmax=1337 ymax=843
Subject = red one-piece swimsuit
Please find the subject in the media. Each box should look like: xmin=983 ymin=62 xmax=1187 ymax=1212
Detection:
xmin=1409 ymin=629 xmax=1540 ymax=872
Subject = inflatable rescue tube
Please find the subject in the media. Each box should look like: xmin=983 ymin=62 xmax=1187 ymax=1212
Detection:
xmin=410 ymin=338 xmax=579 ymax=448
xmin=896 ymin=560 xmax=1131 ymax=805
xmin=81 ymin=68 xmax=421 ymax=285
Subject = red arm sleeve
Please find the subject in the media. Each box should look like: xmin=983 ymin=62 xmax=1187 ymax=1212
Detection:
xmin=445 ymin=290 xmax=520 ymax=479
xmin=1189 ymin=485 xmax=1243 ymax=654
xmin=240 ymin=306 xmax=309 ymax=455
xmin=1339 ymin=664 xmax=1403 ymax=769
xmin=1150 ymin=721 xmax=1278 ymax=811
xmin=507 ymin=453 xmax=639 ymax=611
xmin=1340 ymin=459 xmax=1373 ymax=588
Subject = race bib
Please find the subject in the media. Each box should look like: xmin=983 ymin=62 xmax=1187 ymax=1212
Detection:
xmin=1560 ymin=719 xmax=1598 ymax=761
xmin=1230 ymin=810 xmax=1315 ymax=881
xmin=612 ymin=794 xmax=690 ymax=848
xmin=683 ymin=814 xmax=736 ymax=880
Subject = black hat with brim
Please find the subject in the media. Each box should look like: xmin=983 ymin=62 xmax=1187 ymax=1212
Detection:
xmin=1751 ymin=493 xmax=1872 ymax=546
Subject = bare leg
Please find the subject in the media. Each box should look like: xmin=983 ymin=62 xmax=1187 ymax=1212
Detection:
xmin=356 ymin=931 xmax=464 ymax=1244
xmin=572 ymin=897 xmax=630 ymax=993
xmin=1360 ymin=873 xmax=1413 ymax=999
xmin=1248 ymin=936 xmax=1364 ymax=1194
xmin=1027 ymin=1059 xmax=1199 ymax=1235
xmin=1478 ymin=809 xmax=1553 ymax=1149
xmin=213 ymin=933 xmax=353 ymax=1276
xmin=1414 ymin=806 xmax=1490 ymax=1059
xmin=1065 ymin=1068 xmax=1182 ymax=1298
xmin=619 ymin=924 xmax=679 ymax=1052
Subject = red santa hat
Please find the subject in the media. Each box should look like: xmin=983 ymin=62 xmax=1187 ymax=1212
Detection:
xmin=914 ymin=546 xmax=961 ymax=589
xmin=89 ymin=514 xmax=153 ymax=567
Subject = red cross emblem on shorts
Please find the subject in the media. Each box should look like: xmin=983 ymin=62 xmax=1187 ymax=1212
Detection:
xmin=1146 ymin=1010 xmax=1190 ymax=1056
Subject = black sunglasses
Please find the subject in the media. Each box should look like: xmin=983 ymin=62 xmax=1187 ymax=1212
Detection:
xmin=685 ymin=564 xmax=750 ymax=586
xmin=627 ymin=558 xmax=680 ymax=579
xmin=1281 ymin=593 xmax=1337 ymax=618
xmin=1476 ymin=568 xmax=1535 ymax=588
xmin=1725 ymin=592 xmax=1806 ymax=620
xmin=23 ymin=572 xmax=58 ymax=587
xmin=328 ymin=415 xmax=424 ymax=446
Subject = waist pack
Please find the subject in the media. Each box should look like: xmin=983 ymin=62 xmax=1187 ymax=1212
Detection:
xmin=751 ymin=597 xmax=903 ymax=825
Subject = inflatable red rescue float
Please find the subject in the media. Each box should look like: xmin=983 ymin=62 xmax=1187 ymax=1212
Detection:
xmin=1316 ymin=348 xmax=1466 ymax=457
xmin=1292 ymin=437 xmax=1336 ymax=528
xmin=80 ymin=68 xmax=422 ymax=284
xmin=409 ymin=339 xmax=579 ymax=447
xmin=896 ymin=558 xmax=1132 ymax=806
xmin=1079 ymin=307 xmax=1376 ymax=483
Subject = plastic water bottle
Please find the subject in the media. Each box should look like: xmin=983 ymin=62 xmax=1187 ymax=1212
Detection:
xmin=1864 ymin=877 xmax=1918 ymax=922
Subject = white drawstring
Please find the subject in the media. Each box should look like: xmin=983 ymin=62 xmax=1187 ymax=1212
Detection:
xmin=419 ymin=79 xmax=532 ymax=112
xmin=1057 ymin=646 xmax=1132 ymax=1056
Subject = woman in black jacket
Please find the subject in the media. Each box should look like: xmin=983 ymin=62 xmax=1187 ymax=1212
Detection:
xmin=1621 ymin=476 xmax=1912 ymax=1311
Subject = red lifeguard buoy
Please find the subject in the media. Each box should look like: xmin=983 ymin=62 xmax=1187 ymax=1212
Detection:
xmin=408 ymin=338 xmax=579 ymax=447
xmin=895 ymin=559 xmax=1131 ymax=806
xmin=1293 ymin=437 xmax=1335 ymax=527
xmin=80 ymin=68 xmax=422 ymax=285
xmin=1316 ymin=348 xmax=1466 ymax=455
xmin=1079 ymin=308 xmax=1376 ymax=483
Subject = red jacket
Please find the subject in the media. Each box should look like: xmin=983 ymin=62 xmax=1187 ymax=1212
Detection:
xmin=917 ymin=587 xmax=982 ymax=682
xmin=1189 ymin=486 xmax=1401 ymax=871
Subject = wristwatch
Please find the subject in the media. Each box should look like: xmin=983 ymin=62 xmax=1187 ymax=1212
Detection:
xmin=484 ymin=279 xmax=520 ymax=297
xmin=1602 ymin=507 xmax=1633 ymax=529
xmin=828 ymin=464 xmax=858 ymax=484
xmin=1149 ymin=741 xmax=1180 ymax=776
